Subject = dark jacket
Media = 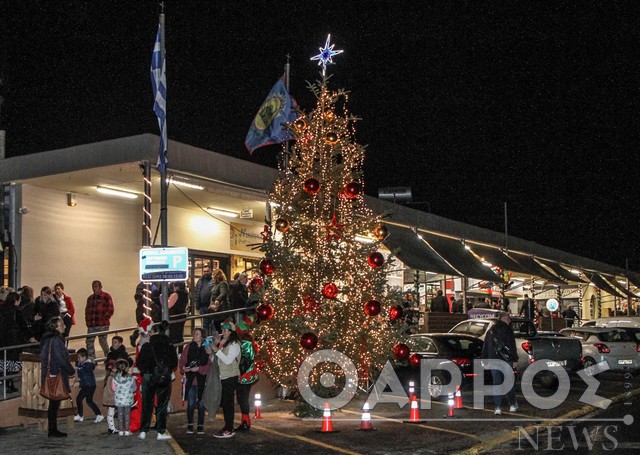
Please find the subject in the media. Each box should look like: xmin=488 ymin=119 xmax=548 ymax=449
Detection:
xmin=40 ymin=332 xmax=75 ymax=393
xmin=34 ymin=297 xmax=60 ymax=340
xmin=136 ymin=333 xmax=178 ymax=375
xmin=194 ymin=276 xmax=214 ymax=311
xmin=210 ymin=281 xmax=230 ymax=311
xmin=520 ymin=299 xmax=535 ymax=320
xmin=76 ymin=358 xmax=98 ymax=388
xmin=106 ymin=344 xmax=133 ymax=368
xmin=228 ymin=281 xmax=248 ymax=310
xmin=15 ymin=301 xmax=36 ymax=343
xmin=481 ymin=319 xmax=518 ymax=363
xmin=431 ymin=294 xmax=448 ymax=312
xmin=0 ymin=302 xmax=19 ymax=360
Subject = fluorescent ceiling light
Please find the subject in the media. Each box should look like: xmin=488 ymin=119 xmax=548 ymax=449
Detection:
xmin=570 ymin=269 xmax=581 ymax=275
xmin=167 ymin=177 xmax=204 ymax=190
xmin=96 ymin=186 xmax=139 ymax=199
xmin=481 ymin=261 xmax=493 ymax=267
xmin=355 ymin=235 xmax=375 ymax=243
xmin=534 ymin=280 xmax=545 ymax=285
xmin=206 ymin=207 xmax=238 ymax=218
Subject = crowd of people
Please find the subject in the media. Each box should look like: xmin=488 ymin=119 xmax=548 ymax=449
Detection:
xmin=0 ymin=265 xmax=260 ymax=441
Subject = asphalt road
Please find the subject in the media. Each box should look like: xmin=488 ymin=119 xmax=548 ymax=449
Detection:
xmin=165 ymin=370 xmax=640 ymax=455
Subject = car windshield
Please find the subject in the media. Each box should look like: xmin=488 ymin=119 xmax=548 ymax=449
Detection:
xmin=451 ymin=321 xmax=489 ymax=337
xmin=441 ymin=337 xmax=483 ymax=357
xmin=598 ymin=330 xmax=633 ymax=342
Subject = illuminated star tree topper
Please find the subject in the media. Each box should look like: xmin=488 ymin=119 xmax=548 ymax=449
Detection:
xmin=310 ymin=34 xmax=343 ymax=76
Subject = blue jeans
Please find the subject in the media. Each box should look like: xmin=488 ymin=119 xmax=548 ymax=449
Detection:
xmin=76 ymin=386 xmax=101 ymax=417
xmin=491 ymin=369 xmax=516 ymax=410
xmin=187 ymin=384 xmax=205 ymax=427
xmin=199 ymin=307 xmax=214 ymax=336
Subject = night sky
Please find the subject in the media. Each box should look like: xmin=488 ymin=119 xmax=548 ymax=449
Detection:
xmin=1 ymin=1 xmax=639 ymax=270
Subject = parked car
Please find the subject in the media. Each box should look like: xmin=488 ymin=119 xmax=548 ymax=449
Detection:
xmin=449 ymin=309 xmax=583 ymax=388
xmin=560 ymin=326 xmax=640 ymax=373
xmin=581 ymin=316 xmax=640 ymax=328
xmin=396 ymin=333 xmax=484 ymax=398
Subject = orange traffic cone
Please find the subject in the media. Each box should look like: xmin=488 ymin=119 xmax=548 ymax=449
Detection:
xmin=446 ymin=393 xmax=455 ymax=417
xmin=408 ymin=381 xmax=415 ymax=401
xmin=321 ymin=403 xmax=334 ymax=433
xmin=357 ymin=402 xmax=375 ymax=431
xmin=406 ymin=396 xmax=421 ymax=423
xmin=454 ymin=386 xmax=463 ymax=409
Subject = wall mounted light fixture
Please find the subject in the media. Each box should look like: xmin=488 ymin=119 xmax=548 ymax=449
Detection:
xmin=67 ymin=192 xmax=77 ymax=207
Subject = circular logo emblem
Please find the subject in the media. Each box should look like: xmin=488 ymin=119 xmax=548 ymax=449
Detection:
xmin=254 ymin=97 xmax=282 ymax=131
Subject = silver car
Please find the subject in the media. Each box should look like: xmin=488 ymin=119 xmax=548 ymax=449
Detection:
xmin=581 ymin=316 xmax=640 ymax=328
xmin=560 ymin=326 xmax=640 ymax=373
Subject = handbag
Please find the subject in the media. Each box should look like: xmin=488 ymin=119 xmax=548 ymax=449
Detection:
xmin=40 ymin=340 xmax=70 ymax=401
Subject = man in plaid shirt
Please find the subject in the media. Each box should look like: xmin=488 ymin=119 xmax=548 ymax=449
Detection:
xmin=85 ymin=280 xmax=114 ymax=360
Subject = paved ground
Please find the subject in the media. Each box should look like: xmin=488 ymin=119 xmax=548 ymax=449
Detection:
xmin=2 ymin=371 xmax=639 ymax=454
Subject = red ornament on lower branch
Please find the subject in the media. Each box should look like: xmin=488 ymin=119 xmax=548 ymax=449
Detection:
xmin=321 ymin=283 xmax=339 ymax=299
xmin=393 ymin=343 xmax=410 ymax=361
xmin=256 ymin=303 xmax=274 ymax=321
xmin=389 ymin=305 xmax=403 ymax=321
xmin=300 ymin=332 xmax=318 ymax=350
xmin=363 ymin=300 xmax=381 ymax=316
xmin=259 ymin=258 xmax=275 ymax=275
xmin=367 ymin=252 xmax=384 ymax=269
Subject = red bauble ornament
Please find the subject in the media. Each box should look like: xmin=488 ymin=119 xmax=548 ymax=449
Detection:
xmin=303 ymin=294 xmax=319 ymax=312
xmin=409 ymin=353 xmax=421 ymax=369
xmin=321 ymin=283 xmax=339 ymax=299
xmin=389 ymin=305 xmax=403 ymax=321
xmin=363 ymin=300 xmax=382 ymax=317
xmin=393 ymin=343 xmax=410 ymax=361
xmin=300 ymin=332 xmax=319 ymax=350
xmin=259 ymin=258 xmax=275 ymax=275
xmin=256 ymin=303 xmax=274 ymax=321
xmin=303 ymin=178 xmax=321 ymax=195
xmin=344 ymin=181 xmax=361 ymax=199
xmin=367 ymin=252 xmax=385 ymax=269
xmin=249 ymin=276 xmax=264 ymax=293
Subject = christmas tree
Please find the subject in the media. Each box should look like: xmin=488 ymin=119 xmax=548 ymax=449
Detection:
xmin=252 ymin=37 xmax=407 ymax=408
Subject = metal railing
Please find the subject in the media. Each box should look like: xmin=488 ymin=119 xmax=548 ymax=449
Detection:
xmin=0 ymin=307 xmax=245 ymax=400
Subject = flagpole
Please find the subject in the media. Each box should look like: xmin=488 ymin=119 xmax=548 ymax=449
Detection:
xmin=283 ymin=55 xmax=291 ymax=172
xmin=158 ymin=9 xmax=169 ymax=323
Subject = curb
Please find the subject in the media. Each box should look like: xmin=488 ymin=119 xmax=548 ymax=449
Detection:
xmin=455 ymin=386 xmax=640 ymax=455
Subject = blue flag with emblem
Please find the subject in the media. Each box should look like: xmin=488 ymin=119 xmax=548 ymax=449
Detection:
xmin=151 ymin=22 xmax=167 ymax=171
xmin=245 ymin=76 xmax=298 ymax=154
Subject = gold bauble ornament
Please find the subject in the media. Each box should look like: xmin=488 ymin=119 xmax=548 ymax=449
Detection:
xmin=293 ymin=118 xmax=307 ymax=132
xmin=324 ymin=132 xmax=339 ymax=145
xmin=275 ymin=218 xmax=290 ymax=233
xmin=373 ymin=224 xmax=389 ymax=240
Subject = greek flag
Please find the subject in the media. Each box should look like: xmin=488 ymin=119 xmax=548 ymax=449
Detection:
xmin=151 ymin=22 xmax=167 ymax=171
